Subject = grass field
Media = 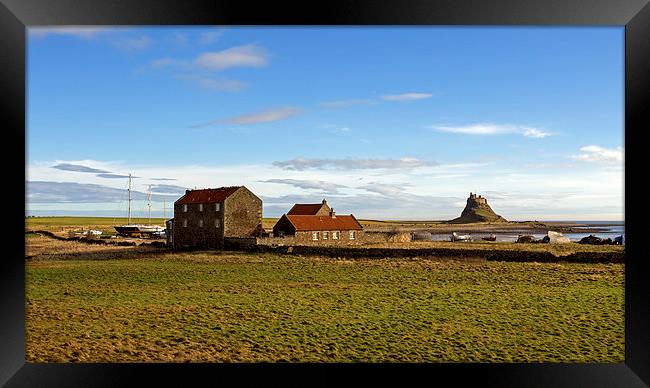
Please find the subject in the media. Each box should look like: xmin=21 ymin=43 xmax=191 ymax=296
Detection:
xmin=25 ymin=235 xmax=624 ymax=363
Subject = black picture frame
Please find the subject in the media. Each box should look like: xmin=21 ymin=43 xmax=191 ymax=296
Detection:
xmin=2 ymin=0 xmax=648 ymax=386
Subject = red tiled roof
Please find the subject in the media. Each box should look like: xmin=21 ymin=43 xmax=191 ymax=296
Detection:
xmin=175 ymin=186 xmax=241 ymax=204
xmin=285 ymin=214 xmax=363 ymax=231
xmin=287 ymin=203 xmax=325 ymax=215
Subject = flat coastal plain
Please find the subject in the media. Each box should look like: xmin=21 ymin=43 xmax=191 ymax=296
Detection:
xmin=25 ymin=233 xmax=624 ymax=363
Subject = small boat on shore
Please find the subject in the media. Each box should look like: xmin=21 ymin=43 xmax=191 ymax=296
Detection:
xmin=481 ymin=234 xmax=497 ymax=241
xmin=114 ymin=174 xmax=165 ymax=238
xmin=451 ymin=232 xmax=471 ymax=242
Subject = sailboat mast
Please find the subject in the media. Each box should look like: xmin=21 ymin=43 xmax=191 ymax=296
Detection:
xmin=127 ymin=173 xmax=132 ymax=224
xmin=147 ymin=185 xmax=152 ymax=225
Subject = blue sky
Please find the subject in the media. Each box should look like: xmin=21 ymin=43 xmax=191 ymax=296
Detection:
xmin=26 ymin=26 xmax=624 ymax=221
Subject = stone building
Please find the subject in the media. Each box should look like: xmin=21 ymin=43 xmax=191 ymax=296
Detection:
xmin=167 ymin=186 xmax=262 ymax=249
xmin=273 ymin=206 xmax=363 ymax=243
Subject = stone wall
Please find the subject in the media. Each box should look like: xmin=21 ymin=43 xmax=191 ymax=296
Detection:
xmin=173 ymin=200 xmax=224 ymax=249
xmin=223 ymin=187 xmax=263 ymax=238
xmin=246 ymin=244 xmax=624 ymax=264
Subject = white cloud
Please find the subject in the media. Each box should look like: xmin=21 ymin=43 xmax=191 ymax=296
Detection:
xmin=29 ymin=27 xmax=112 ymax=39
xmin=381 ymin=93 xmax=433 ymax=102
xmin=522 ymin=128 xmax=551 ymax=138
xmin=194 ymin=44 xmax=268 ymax=71
xmin=570 ymin=145 xmax=623 ymax=164
xmin=431 ymin=123 xmax=552 ymax=138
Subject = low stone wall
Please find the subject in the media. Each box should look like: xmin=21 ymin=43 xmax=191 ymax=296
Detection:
xmin=224 ymin=237 xmax=258 ymax=250
xmin=248 ymin=244 xmax=624 ymax=264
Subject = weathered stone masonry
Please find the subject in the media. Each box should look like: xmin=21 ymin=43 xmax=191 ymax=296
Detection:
xmin=170 ymin=186 xmax=262 ymax=249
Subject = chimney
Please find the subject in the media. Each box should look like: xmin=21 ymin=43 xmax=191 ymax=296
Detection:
xmin=330 ymin=208 xmax=336 ymax=218
xmin=322 ymin=199 xmax=327 ymax=205
xmin=186 ymin=189 xmax=190 ymax=194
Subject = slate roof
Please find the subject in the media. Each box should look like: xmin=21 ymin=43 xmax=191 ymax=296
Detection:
xmin=285 ymin=214 xmax=363 ymax=231
xmin=287 ymin=203 xmax=326 ymax=215
xmin=175 ymin=186 xmax=241 ymax=204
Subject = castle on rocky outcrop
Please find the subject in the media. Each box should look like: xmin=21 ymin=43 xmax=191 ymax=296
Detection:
xmin=468 ymin=192 xmax=487 ymax=206
xmin=449 ymin=192 xmax=507 ymax=224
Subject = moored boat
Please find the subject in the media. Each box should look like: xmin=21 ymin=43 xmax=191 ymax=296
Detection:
xmin=451 ymin=232 xmax=471 ymax=242
xmin=114 ymin=174 xmax=166 ymax=237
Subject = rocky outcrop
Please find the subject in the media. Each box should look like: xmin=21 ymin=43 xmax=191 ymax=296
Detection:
xmin=449 ymin=193 xmax=507 ymax=224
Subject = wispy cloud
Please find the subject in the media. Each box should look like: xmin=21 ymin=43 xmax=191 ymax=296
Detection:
xmin=570 ymin=145 xmax=623 ymax=164
xmin=199 ymin=29 xmax=225 ymax=45
xmin=381 ymin=93 xmax=433 ymax=102
xmin=27 ymin=181 xmax=135 ymax=203
xmin=151 ymin=177 xmax=177 ymax=181
xmin=110 ymin=35 xmax=151 ymax=51
xmin=272 ymin=157 xmax=438 ymax=171
xmin=29 ymin=27 xmax=113 ymax=39
xmin=170 ymin=32 xmax=188 ymax=46
xmin=52 ymin=163 xmax=110 ymax=174
xmin=261 ymin=178 xmax=347 ymax=194
xmin=362 ymin=182 xmax=409 ymax=196
xmin=151 ymin=58 xmax=180 ymax=68
xmin=27 ymin=181 xmax=171 ymax=203
xmin=192 ymin=107 xmax=301 ymax=128
xmin=149 ymin=184 xmax=188 ymax=194
xmin=431 ymin=123 xmax=552 ymax=138
xmin=227 ymin=107 xmax=301 ymax=124
xmin=194 ymin=44 xmax=268 ymax=71
xmin=96 ymin=173 xmax=132 ymax=179
xmin=320 ymin=99 xmax=375 ymax=109
xmin=176 ymin=75 xmax=245 ymax=91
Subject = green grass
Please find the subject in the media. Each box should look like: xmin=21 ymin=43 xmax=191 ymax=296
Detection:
xmin=26 ymin=216 xmax=167 ymax=228
xmin=26 ymin=250 xmax=624 ymax=362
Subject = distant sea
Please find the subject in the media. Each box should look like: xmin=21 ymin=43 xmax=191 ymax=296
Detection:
xmin=430 ymin=220 xmax=625 ymax=242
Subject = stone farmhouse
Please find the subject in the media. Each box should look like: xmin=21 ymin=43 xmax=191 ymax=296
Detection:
xmin=273 ymin=202 xmax=363 ymax=243
xmin=166 ymin=186 xmax=262 ymax=249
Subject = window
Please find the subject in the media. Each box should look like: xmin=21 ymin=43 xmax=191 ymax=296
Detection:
xmin=323 ymin=231 xmax=329 ymax=240
xmin=332 ymin=231 xmax=339 ymax=240
xmin=349 ymin=231 xmax=355 ymax=240
xmin=182 ymin=219 xmax=187 ymax=228
xmin=199 ymin=203 xmax=203 ymax=212
xmin=198 ymin=219 xmax=203 ymax=228
xmin=215 ymin=219 xmax=221 ymax=228
xmin=215 ymin=203 xmax=221 ymax=211
xmin=312 ymin=232 xmax=319 ymax=241
xmin=183 ymin=204 xmax=188 ymax=212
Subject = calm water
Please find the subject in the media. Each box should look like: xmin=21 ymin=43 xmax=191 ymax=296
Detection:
xmin=428 ymin=222 xmax=625 ymax=242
